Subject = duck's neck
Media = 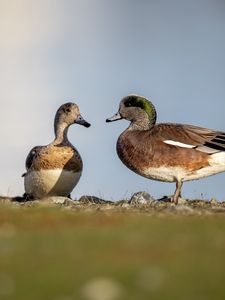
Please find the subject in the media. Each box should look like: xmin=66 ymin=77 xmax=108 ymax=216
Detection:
xmin=53 ymin=122 xmax=69 ymax=145
xmin=129 ymin=115 xmax=155 ymax=131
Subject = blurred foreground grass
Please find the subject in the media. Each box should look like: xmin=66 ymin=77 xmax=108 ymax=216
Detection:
xmin=0 ymin=205 xmax=225 ymax=300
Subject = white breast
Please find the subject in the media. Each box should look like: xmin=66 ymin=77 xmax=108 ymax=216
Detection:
xmin=24 ymin=168 xmax=82 ymax=199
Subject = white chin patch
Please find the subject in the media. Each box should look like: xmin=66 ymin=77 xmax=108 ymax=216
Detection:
xmin=163 ymin=140 xmax=195 ymax=148
xmin=24 ymin=169 xmax=81 ymax=199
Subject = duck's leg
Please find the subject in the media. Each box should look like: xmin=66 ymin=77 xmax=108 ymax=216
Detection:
xmin=171 ymin=180 xmax=183 ymax=204
xmin=22 ymin=193 xmax=34 ymax=201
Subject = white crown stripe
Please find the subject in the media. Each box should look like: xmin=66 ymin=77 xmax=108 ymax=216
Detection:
xmin=164 ymin=140 xmax=195 ymax=148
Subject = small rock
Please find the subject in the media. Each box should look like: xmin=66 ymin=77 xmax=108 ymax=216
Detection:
xmin=42 ymin=197 xmax=69 ymax=204
xmin=210 ymin=198 xmax=218 ymax=205
xmin=129 ymin=191 xmax=155 ymax=205
xmin=114 ymin=200 xmax=129 ymax=206
xmin=120 ymin=201 xmax=130 ymax=208
xmin=79 ymin=196 xmax=113 ymax=205
xmin=20 ymin=200 xmax=40 ymax=207
xmin=58 ymin=198 xmax=79 ymax=207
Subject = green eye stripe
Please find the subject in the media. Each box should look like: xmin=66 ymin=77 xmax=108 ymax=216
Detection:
xmin=124 ymin=96 xmax=156 ymax=121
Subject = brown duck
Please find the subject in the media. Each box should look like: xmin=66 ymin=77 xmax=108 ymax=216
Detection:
xmin=23 ymin=102 xmax=90 ymax=199
xmin=106 ymin=94 xmax=225 ymax=204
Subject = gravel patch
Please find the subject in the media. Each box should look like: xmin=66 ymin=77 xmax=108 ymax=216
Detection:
xmin=0 ymin=193 xmax=225 ymax=215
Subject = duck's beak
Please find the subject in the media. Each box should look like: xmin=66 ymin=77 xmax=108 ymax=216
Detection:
xmin=106 ymin=112 xmax=122 ymax=122
xmin=75 ymin=115 xmax=91 ymax=127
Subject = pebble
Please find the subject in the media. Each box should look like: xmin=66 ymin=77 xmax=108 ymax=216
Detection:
xmin=129 ymin=191 xmax=155 ymax=205
xmin=0 ymin=194 xmax=225 ymax=215
xmin=48 ymin=197 xmax=69 ymax=204
xmin=79 ymin=196 xmax=113 ymax=205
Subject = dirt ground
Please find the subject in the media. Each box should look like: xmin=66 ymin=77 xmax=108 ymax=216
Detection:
xmin=1 ymin=192 xmax=225 ymax=300
xmin=1 ymin=191 xmax=225 ymax=215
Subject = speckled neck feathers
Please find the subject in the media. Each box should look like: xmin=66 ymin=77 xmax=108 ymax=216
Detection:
xmin=54 ymin=120 xmax=70 ymax=145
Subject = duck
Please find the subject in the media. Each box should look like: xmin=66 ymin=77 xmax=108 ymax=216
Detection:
xmin=106 ymin=94 xmax=225 ymax=204
xmin=23 ymin=102 xmax=90 ymax=199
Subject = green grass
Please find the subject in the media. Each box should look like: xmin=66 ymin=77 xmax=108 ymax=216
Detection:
xmin=0 ymin=206 xmax=225 ymax=300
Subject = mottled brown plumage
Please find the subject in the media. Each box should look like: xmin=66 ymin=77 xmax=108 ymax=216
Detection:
xmin=29 ymin=145 xmax=82 ymax=172
xmin=24 ymin=102 xmax=90 ymax=199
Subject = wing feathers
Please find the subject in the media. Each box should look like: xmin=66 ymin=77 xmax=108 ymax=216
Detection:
xmin=157 ymin=124 xmax=225 ymax=153
xmin=163 ymin=140 xmax=195 ymax=148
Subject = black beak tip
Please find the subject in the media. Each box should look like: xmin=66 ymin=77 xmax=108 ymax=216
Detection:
xmin=85 ymin=122 xmax=91 ymax=128
xmin=75 ymin=117 xmax=91 ymax=128
xmin=106 ymin=118 xmax=111 ymax=123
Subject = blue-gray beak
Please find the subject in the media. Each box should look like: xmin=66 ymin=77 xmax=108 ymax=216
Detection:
xmin=106 ymin=112 xmax=122 ymax=122
xmin=75 ymin=115 xmax=91 ymax=127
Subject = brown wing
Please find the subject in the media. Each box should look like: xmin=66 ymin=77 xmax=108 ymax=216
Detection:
xmin=22 ymin=146 xmax=42 ymax=177
xmin=117 ymin=125 xmax=210 ymax=171
xmin=154 ymin=123 xmax=225 ymax=153
xmin=25 ymin=146 xmax=42 ymax=170
xmin=29 ymin=145 xmax=83 ymax=172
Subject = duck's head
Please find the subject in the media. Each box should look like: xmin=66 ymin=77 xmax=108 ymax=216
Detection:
xmin=55 ymin=102 xmax=91 ymax=128
xmin=106 ymin=95 xmax=157 ymax=129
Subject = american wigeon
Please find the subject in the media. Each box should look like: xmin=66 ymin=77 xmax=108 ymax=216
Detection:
xmin=23 ymin=102 xmax=90 ymax=199
xmin=106 ymin=94 xmax=225 ymax=204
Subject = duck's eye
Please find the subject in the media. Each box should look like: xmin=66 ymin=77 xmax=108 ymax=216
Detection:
xmin=125 ymin=101 xmax=132 ymax=107
xmin=62 ymin=107 xmax=71 ymax=113
xmin=62 ymin=106 xmax=71 ymax=113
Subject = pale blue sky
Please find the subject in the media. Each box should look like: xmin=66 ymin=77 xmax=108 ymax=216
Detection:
xmin=0 ymin=0 xmax=225 ymax=200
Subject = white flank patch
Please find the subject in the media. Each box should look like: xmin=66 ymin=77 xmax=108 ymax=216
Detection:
xmin=142 ymin=166 xmax=186 ymax=182
xmin=24 ymin=169 xmax=81 ymax=198
xmin=210 ymin=152 xmax=225 ymax=165
xmin=142 ymin=155 xmax=225 ymax=183
xmin=163 ymin=140 xmax=195 ymax=148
